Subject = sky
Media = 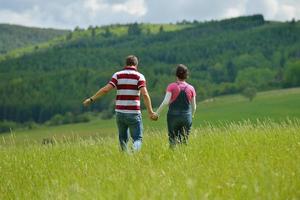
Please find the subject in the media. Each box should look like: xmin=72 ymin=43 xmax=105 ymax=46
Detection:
xmin=0 ymin=0 xmax=299 ymax=29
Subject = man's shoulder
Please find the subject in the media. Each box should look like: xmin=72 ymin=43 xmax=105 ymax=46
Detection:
xmin=128 ymin=70 xmax=146 ymax=80
xmin=114 ymin=70 xmax=145 ymax=80
xmin=137 ymin=71 xmax=145 ymax=79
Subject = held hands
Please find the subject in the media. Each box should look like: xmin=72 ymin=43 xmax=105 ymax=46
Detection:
xmin=149 ymin=112 xmax=158 ymax=121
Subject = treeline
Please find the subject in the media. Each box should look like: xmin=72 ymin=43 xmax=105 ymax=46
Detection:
xmin=0 ymin=24 xmax=69 ymax=54
xmin=0 ymin=15 xmax=300 ymax=124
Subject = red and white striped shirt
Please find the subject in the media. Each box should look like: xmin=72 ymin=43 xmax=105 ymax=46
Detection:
xmin=109 ymin=66 xmax=146 ymax=114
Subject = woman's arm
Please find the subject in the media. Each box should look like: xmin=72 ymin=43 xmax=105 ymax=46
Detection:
xmin=155 ymin=92 xmax=172 ymax=116
xmin=191 ymin=95 xmax=196 ymax=118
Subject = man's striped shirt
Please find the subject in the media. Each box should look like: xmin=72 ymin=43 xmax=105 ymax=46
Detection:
xmin=109 ymin=66 xmax=146 ymax=114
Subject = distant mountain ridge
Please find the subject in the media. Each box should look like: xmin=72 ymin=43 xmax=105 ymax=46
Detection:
xmin=0 ymin=24 xmax=69 ymax=54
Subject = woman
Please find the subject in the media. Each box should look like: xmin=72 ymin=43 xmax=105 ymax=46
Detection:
xmin=154 ymin=64 xmax=196 ymax=147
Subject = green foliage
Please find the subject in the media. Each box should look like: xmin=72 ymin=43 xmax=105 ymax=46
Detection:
xmin=0 ymin=120 xmax=39 ymax=133
xmin=46 ymin=112 xmax=91 ymax=126
xmin=0 ymin=15 xmax=300 ymax=123
xmin=235 ymin=67 xmax=276 ymax=90
xmin=242 ymin=87 xmax=257 ymax=101
xmin=47 ymin=114 xmax=64 ymax=126
xmin=100 ymin=109 xmax=115 ymax=120
xmin=0 ymin=120 xmax=18 ymax=133
xmin=0 ymin=24 xmax=68 ymax=54
xmin=1 ymin=87 xmax=299 ymax=136
xmin=128 ymin=22 xmax=141 ymax=35
xmin=284 ymin=60 xmax=300 ymax=87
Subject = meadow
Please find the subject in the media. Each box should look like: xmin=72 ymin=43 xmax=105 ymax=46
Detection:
xmin=1 ymin=121 xmax=299 ymax=199
xmin=0 ymin=88 xmax=300 ymax=199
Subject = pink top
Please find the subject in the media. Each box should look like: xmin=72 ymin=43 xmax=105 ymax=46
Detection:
xmin=166 ymin=81 xmax=196 ymax=104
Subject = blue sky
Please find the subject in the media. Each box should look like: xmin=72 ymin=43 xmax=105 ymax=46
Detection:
xmin=0 ymin=0 xmax=299 ymax=29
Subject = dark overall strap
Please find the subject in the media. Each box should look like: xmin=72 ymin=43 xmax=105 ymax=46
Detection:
xmin=168 ymin=82 xmax=191 ymax=114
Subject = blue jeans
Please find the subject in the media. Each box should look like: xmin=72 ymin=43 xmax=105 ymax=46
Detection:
xmin=115 ymin=112 xmax=143 ymax=151
xmin=167 ymin=113 xmax=192 ymax=147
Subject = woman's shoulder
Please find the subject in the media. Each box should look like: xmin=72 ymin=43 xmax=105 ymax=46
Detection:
xmin=185 ymin=81 xmax=193 ymax=87
xmin=168 ymin=82 xmax=177 ymax=87
xmin=166 ymin=82 xmax=178 ymax=91
xmin=186 ymin=82 xmax=196 ymax=91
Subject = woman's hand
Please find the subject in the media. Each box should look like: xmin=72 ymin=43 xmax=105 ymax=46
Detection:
xmin=150 ymin=112 xmax=158 ymax=121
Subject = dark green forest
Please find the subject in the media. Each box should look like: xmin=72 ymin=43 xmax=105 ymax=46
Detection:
xmin=0 ymin=24 xmax=69 ymax=54
xmin=0 ymin=15 xmax=300 ymax=126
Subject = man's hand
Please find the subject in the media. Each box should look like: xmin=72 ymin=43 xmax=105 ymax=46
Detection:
xmin=150 ymin=112 xmax=158 ymax=121
xmin=83 ymin=84 xmax=114 ymax=107
xmin=83 ymin=98 xmax=93 ymax=107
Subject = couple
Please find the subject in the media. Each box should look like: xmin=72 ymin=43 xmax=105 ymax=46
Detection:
xmin=83 ymin=55 xmax=196 ymax=151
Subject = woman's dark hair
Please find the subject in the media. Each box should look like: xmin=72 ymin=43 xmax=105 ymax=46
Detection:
xmin=176 ymin=64 xmax=189 ymax=80
xmin=126 ymin=55 xmax=138 ymax=66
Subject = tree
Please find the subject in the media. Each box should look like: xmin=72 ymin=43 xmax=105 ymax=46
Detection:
xmin=1 ymin=15 xmax=300 ymax=124
xmin=66 ymin=32 xmax=73 ymax=40
xmin=242 ymin=87 xmax=257 ymax=102
xmin=208 ymin=63 xmax=227 ymax=83
xmin=226 ymin=61 xmax=237 ymax=82
xmin=235 ymin=67 xmax=275 ymax=90
xmin=102 ymin=27 xmax=112 ymax=37
xmin=159 ymin=26 xmax=164 ymax=33
xmin=91 ymin=28 xmax=96 ymax=37
xmin=290 ymin=18 xmax=296 ymax=25
xmin=128 ymin=23 xmax=141 ymax=35
xmin=284 ymin=61 xmax=300 ymax=87
xmin=74 ymin=26 xmax=83 ymax=32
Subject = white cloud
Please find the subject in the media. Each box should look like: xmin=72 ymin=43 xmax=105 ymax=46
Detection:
xmin=83 ymin=0 xmax=108 ymax=13
xmin=245 ymin=0 xmax=299 ymax=21
xmin=0 ymin=6 xmax=56 ymax=28
xmin=274 ymin=3 xmax=298 ymax=20
xmin=0 ymin=0 xmax=299 ymax=29
xmin=224 ymin=8 xmax=243 ymax=18
xmin=245 ymin=0 xmax=279 ymax=18
xmin=112 ymin=0 xmax=147 ymax=16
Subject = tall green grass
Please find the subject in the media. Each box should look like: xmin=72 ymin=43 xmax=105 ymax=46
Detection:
xmin=1 ymin=120 xmax=299 ymax=199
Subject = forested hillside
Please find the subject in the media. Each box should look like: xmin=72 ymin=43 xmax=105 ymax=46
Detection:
xmin=0 ymin=15 xmax=300 ymax=124
xmin=0 ymin=24 xmax=69 ymax=54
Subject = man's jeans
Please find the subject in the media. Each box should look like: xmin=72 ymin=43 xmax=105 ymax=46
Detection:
xmin=115 ymin=112 xmax=143 ymax=151
xmin=167 ymin=113 xmax=192 ymax=147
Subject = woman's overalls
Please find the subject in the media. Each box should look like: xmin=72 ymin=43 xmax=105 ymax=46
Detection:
xmin=167 ymin=83 xmax=192 ymax=147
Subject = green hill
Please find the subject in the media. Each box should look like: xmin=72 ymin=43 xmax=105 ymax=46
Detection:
xmin=0 ymin=15 xmax=300 ymax=124
xmin=0 ymin=24 xmax=69 ymax=54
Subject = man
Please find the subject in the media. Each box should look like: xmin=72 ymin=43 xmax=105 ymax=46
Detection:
xmin=83 ymin=55 xmax=156 ymax=151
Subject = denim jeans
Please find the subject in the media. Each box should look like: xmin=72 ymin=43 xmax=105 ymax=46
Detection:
xmin=115 ymin=112 xmax=143 ymax=151
xmin=167 ymin=112 xmax=192 ymax=147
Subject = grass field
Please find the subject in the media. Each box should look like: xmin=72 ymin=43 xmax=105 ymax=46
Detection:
xmin=0 ymin=121 xmax=299 ymax=199
xmin=0 ymin=88 xmax=300 ymax=199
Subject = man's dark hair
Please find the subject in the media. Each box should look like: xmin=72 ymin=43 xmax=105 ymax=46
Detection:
xmin=126 ymin=55 xmax=138 ymax=66
xmin=176 ymin=64 xmax=189 ymax=80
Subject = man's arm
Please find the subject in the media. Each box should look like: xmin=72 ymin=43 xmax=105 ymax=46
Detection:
xmin=83 ymin=84 xmax=114 ymax=106
xmin=140 ymin=87 xmax=155 ymax=118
